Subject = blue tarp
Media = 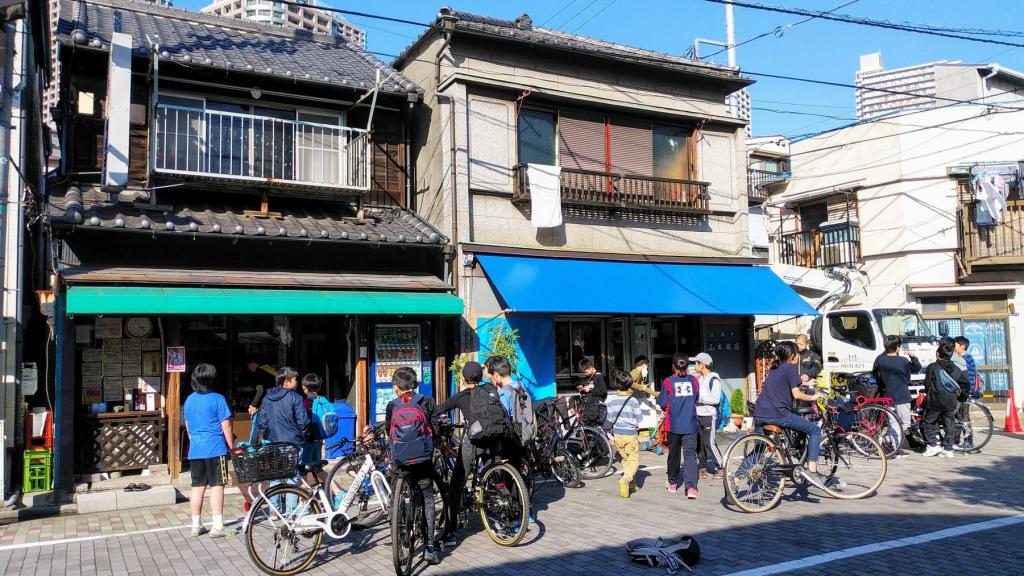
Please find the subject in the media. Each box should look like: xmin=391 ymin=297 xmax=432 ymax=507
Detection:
xmin=477 ymin=254 xmax=817 ymax=316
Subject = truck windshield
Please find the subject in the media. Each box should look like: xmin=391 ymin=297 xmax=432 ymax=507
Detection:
xmin=872 ymin=309 xmax=934 ymax=342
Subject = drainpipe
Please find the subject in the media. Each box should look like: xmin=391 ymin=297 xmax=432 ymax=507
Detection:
xmin=404 ymin=93 xmax=415 ymax=210
xmin=981 ymin=65 xmax=999 ymax=106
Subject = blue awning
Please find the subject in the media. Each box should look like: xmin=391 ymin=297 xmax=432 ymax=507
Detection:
xmin=477 ymin=254 xmax=817 ymax=316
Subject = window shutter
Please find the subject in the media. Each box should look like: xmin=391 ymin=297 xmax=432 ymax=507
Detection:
xmin=826 ymin=195 xmax=852 ymax=223
xmin=370 ymin=114 xmax=406 ymax=207
xmin=609 ymin=116 xmax=651 ymax=176
xmin=558 ymin=110 xmax=606 ymax=172
xmin=468 ymin=96 xmax=514 ymax=192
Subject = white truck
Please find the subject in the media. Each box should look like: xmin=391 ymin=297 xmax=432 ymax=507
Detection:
xmin=769 ymin=264 xmax=938 ymax=386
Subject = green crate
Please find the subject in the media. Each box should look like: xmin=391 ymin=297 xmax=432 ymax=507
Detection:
xmin=23 ymin=449 xmax=52 ymax=493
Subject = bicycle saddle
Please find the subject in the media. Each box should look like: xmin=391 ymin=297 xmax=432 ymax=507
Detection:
xmin=296 ymin=460 xmax=327 ymax=475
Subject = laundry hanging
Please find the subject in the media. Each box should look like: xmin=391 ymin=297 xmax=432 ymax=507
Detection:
xmin=527 ymin=163 xmax=563 ymax=228
xmin=973 ymin=171 xmax=1009 ymax=226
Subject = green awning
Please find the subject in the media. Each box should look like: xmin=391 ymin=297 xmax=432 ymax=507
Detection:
xmin=66 ymin=286 xmax=464 ymax=316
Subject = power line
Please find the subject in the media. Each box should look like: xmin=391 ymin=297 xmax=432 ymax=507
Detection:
xmin=557 ymin=0 xmax=602 ymax=31
xmin=700 ymin=0 xmax=1024 ymax=49
xmin=571 ymin=0 xmax=618 ymax=34
xmin=702 ymin=0 xmax=858 ymax=61
xmin=540 ymin=0 xmax=580 ymax=28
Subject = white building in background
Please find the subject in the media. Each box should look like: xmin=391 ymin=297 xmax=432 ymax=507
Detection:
xmin=202 ymin=0 xmax=365 ymax=45
xmin=856 ymin=51 xmax=1024 ymax=120
xmin=764 ymin=102 xmax=1024 ymax=406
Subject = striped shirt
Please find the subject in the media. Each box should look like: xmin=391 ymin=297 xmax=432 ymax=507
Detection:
xmin=605 ymin=392 xmax=643 ymax=436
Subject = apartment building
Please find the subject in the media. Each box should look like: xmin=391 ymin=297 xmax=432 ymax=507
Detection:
xmin=202 ymin=0 xmax=364 ymax=45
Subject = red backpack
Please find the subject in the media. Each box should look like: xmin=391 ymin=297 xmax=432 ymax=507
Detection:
xmin=388 ymin=393 xmax=433 ymax=466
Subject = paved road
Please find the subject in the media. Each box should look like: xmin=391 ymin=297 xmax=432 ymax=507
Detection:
xmin=1 ymin=432 xmax=1022 ymax=576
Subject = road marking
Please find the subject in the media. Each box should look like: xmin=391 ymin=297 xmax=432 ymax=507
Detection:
xmin=0 ymin=524 xmax=191 ymax=552
xmin=725 ymin=513 xmax=1024 ymax=576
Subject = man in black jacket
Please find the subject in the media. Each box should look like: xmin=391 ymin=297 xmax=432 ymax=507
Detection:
xmin=921 ymin=343 xmax=968 ymax=458
xmin=795 ymin=335 xmax=822 ymax=384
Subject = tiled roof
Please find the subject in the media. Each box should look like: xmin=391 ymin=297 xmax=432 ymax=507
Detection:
xmin=58 ymin=0 xmax=422 ymax=95
xmin=47 ymin=185 xmax=446 ymax=247
xmin=395 ymin=8 xmax=750 ymax=86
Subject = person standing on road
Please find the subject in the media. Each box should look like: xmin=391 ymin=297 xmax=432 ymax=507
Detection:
xmin=953 ymin=336 xmax=977 ymax=394
xmin=658 ymin=353 xmax=700 ymax=499
xmin=183 ymin=363 xmax=234 ymax=538
xmin=436 ymin=361 xmax=484 ymax=548
xmin=606 ymin=370 xmax=644 ymax=498
xmin=921 ymin=342 xmax=968 ymax=458
xmin=629 ymin=356 xmax=657 ymax=397
xmin=795 ymin=335 xmax=822 ymax=384
xmin=872 ymin=335 xmax=921 ymax=459
xmin=693 ymin=353 xmax=724 ymax=479
xmin=253 ymin=367 xmax=310 ymax=511
xmin=578 ymin=357 xmax=609 ymax=428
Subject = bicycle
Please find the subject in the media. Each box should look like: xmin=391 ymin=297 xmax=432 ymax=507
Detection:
xmin=323 ymin=422 xmax=392 ymax=528
xmin=390 ymin=466 xmax=447 ymax=576
xmin=561 ymin=395 xmax=613 ymax=480
xmin=722 ymin=391 xmax=888 ymax=513
xmin=433 ymin=420 xmax=530 ymax=547
xmin=907 ymin=394 xmax=994 ymax=453
xmin=237 ymin=440 xmax=392 ymax=576
xmin=522 ymin=415 xmax=583 ymax=494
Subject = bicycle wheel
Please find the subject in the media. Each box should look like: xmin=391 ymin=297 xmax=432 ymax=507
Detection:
xmin=814 ymin=432 xmax=887 ymax=500
xmin=324 ymin=454 xmax=387 ymax=529
xmin=245 ymin=484 xmax=323 ymax=576
xmin=856 ymin=404 xmax=903 ymax=459
xmin=390 ymin=475 xmax=417 ymax=576
xmin=722 ymin=434 xmax=787 ymax=513
xmin=568 ymin=427 xmax=612 ymax=480
xmin=958 ymin=400 xmax=994 ymax=453
xmin=477 ymin=461 xmax=530 ymax=546
xmin=552 ymin=448 xmax=582 ymax=488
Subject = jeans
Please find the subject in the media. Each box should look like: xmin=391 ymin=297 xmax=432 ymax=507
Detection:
xmin=666 ymin=432 xmax=698 ymax=489
xmin=270 ymin=476 xmax=299 ymax=514
xmin=756 ymin=412 xmax=822 ymax=463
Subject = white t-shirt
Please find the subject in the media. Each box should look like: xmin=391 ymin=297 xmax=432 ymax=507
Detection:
xmin=696 ymin=372 xmax=722 ymax=417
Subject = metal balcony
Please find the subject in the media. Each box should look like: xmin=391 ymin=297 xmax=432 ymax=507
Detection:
xmin=778 ymin=221 xmax=861 ymax=269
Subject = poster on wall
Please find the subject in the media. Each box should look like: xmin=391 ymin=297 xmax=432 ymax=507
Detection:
xmin=123 ymin=339 xmax=142 ymax=353
xmin=95 ymin=318 xmax=123 ymax=340
xmin=82 ymin=374 xmax=102 ymax=404
xmin=76 ymin=324 xmax=93 ymax=346
xmin=142 ymin=352 xmax=162 ymax=376
xmin=82 ymin=349 xmax=102 ymax=363
xmin=374 ymin=387 xmax=397 ymax=419
xmin=166 ymin=347 xmax=186 ymax=373
xmin=140 ymin=376 xmax=161 ymax=394
xmin=102 ymin=377 xmax=122 ymax=401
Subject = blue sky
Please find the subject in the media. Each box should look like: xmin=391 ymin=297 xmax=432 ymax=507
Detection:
xmin=174 ymin=1 xmax=1024 ymax=138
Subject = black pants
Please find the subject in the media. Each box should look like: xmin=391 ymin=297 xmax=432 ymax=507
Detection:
xmin=444 ymin=439 xmax=477 ymax=538
xmin=399 ymin=462 xmax=437 ymax=546
xmin=666 ymin=432 xmax=698 ymax=489
xmin=922 ymin=409 xmax=956 ymax=450
xmin=697 ymin=415 xmax=723 ymax=473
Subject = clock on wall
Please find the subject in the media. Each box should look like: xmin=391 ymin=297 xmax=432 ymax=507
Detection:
xmin=125 ymin=317 xmax=153 ymax=339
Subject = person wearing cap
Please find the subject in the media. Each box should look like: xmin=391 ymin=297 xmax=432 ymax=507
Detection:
xmin=436 ymin=361 xmax=484 ymax=548
xmin=693 ymin=353 xmax=725 ymax=480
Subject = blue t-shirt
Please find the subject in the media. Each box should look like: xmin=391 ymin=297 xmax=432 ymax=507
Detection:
xmin=498 ymin=380 xmax=523 ymax=416
xmin=183 ymin=391 xmax=232 ymax=459
xmin=753 ymin=363 xmax=802 ymax=421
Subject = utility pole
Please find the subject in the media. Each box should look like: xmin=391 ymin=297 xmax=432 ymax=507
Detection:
xmin=725 ymin=0 xmax=736 ymax=68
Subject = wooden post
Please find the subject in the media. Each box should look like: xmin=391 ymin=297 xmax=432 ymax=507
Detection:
xmin=435 ymin=356 xmax=448 ymax=404
xmin=355 ymin=357 xmax=368 ymax=434
xmin=167 ymin=371 xmax=180 ymax=479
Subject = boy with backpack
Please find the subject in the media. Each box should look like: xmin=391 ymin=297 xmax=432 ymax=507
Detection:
xmin=300 ymin=373 xmax=336 ymax=477
xmin=488 ymin=356 xmax=537 ymax=523
xmin=921 ymin=342 xmax=968 ymax=458
xmin=606 ymin=370 xmax=643 ymax=498
xmin=436 ymin=361 xmax=485 ymax=548
xmin=657 ymin=353 xmax=701 ymax=499
xmin=386 ymin=366 xmax=441 ymax=565
xmin=693 ymin=353 xmax=725 ymax=480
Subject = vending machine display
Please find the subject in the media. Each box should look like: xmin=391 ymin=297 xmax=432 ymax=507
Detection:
xmin=373 ymin=324 xmax=422 ymax=422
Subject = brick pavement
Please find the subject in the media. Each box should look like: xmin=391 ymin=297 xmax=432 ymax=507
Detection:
xmin=1 ymin=432 xmax=1022 ymax=576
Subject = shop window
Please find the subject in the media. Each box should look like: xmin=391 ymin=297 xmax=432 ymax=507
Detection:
xmin=925 ymin=318 xmax=962 ymax=339
xmin=921 ymin=298 xmax=958 ymax=314
xmin=959 ymin=297 xmax=1008 ymax=315
xmin=828 ymin=312 xmax=876 ymax=350
xmin=554 ymin=319 xmax=603 ymax=390
xmin=799 ymin=201 xmax=828 ymax=232
xmin=518 ymin=108 xmax=557 ymax=166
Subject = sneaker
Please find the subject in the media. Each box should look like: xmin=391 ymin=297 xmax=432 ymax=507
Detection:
xmin=802 ymin=470 xmax=830 ymax=489
xmin=666 ymin=482 xmax=678 ymax=494
xmin=528 ymin=511 xmax=537 ymax=524
xmin=209 ymin=526 xmax=235 ymax=538
xmin=442 ymin=533 xmax=458 ymax=549
xmin=951 ymin=444 xmax=963 ymax=451
xmin=190 ymin=526 xmax=208 ymax=538
xmin=619 ymin=478 xmax=630 ymax=499
xmin=922 ymin=445 xmax=943 ymax=457
xmin=628 ymin=480 xmax=637 ymax=494
xmin=941 ymin=450 xmax=955 ymax=459
xmin=686 ymin=488 xmax=699 ymax=500
xmin=890 ymin=451 xmax=910 ymax=460
xmin=423 ymin=545 xmax=442 ymax=566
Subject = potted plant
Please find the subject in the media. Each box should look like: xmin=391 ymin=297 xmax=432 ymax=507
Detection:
xmin=729 ymin=389 xmax=746 ymax=428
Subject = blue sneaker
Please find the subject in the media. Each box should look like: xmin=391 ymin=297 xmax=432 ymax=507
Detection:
xmin=528 ymin=512 xmax=537 ymax=524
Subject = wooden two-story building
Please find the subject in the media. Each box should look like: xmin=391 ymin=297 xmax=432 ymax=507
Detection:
xmin=395 ymin=10 xmax=813 ymax=400
xmin=45 ymin=0 xmax=462 ymax=491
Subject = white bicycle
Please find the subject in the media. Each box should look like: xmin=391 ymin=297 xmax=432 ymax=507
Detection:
xmin=238 ymin=441 xmax=391 ymax=576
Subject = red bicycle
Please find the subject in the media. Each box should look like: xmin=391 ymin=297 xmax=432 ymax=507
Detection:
xmin=851 ymin=395 xmax=903 ymax=459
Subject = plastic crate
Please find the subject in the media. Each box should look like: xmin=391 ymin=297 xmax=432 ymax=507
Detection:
xmin=23 ymin=449 xmax=52 ymax=493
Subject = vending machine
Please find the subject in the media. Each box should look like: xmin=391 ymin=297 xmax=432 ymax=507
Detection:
xmin=369 ymin=322 xmax=434 ymax=424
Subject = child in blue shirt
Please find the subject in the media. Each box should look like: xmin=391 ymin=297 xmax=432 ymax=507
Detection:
xmin=183 ymin=363 xmax=233 ymax=537
xmin=658 ymin=353 xmax=700 ymax=499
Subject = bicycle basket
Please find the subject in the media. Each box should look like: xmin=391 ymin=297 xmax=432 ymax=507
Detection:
xmin=231 ymin=442 xmax=300 ymax=483
xmin=827 ymin=397 xmax=857 ymax=431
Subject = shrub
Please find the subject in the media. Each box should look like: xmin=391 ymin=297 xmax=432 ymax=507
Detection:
xmin=729 ymin=388 xmax=746 ymax=416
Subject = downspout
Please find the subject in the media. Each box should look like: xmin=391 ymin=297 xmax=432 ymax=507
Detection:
xmin=448 ymin=95 xmax=458 ymax=296
xmin=147 ymin=41 xmax=158 ymax=183
xmin=981 ymin=65 xmax=999 ymax=106
xmin=404 ymin=93 xmax=415 ymax=210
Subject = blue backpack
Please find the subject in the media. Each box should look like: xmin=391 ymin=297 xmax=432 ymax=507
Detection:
xmin=388 ymin=393 xmax=433 ymax=466
xmin=311 ymin=396 xmax=338 ymax=440
xmin=716 ymin=389 xmax=730 ymax=430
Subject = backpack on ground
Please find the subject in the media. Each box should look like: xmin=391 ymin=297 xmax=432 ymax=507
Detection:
xmin=388 ymin=393 xmax=433 ymax=466
xmin=509 ymin=385 xmax=536 ymax=447
xmin=716 ymin=389 xmax=730 ymax=430
xmin=467 ymin=385 xmax=513 ymax=444
xmin=937 ymin=367 xmax=961 ymax=395
xmin=626 ymin=535 xmax=700 ymax=574
xmin=310 ymin=396 xmax=338 ymax=440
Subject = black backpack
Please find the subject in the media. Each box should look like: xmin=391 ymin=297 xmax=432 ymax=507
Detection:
xmin=467 ymin=385 xmax=513 ymax=444
xmin=581 ymin=394 xmax=608 ymax=427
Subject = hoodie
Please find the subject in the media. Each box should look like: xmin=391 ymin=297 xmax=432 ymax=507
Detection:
xmin=923 ymin=359 xmax=967 ymax=411
xmin=255 ymin=387 xmax=310 ymax=446
xmin=696 ymin=371 xmax=722 ymax=417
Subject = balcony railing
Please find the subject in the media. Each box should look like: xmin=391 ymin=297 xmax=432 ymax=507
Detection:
xmin=512 ymin=165 xmax=710 ymax=214
xmin=778 ymin=221 xmax=861 ymax=269
xmin=957 ymin=199 xmax=1024 ymax=275
xmin=154 ymin=104 xmax=370 ymax=190
xmin=747 ymin=168 xmax=786 ymax=202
